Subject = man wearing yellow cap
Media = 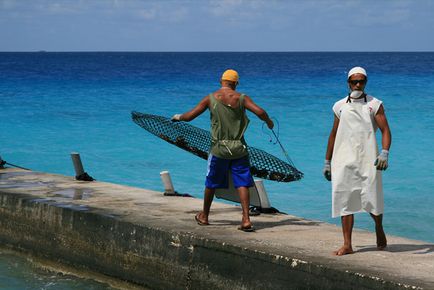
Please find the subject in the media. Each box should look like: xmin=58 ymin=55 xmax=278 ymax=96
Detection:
xmin=323 ymin=66 xmax=392 ymax=255
xmin=172 ymin=69 xmax=274 ymax=231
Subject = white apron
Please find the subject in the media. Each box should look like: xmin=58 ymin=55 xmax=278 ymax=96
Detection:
xmin=331 ymin=97 xmax=383 ymax=218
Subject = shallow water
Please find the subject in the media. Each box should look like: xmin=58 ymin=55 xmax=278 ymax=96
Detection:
xmin=0 ymin=249 xmax=114 ymax=290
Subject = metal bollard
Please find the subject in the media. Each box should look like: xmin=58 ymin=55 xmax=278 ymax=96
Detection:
xmin=255 ymin=180 xmax=279 ymax=213
xmin=71 ymin=152 xmax=85 ymax=176
xmin=70 ymin=152 xmax=94 ymax=181
xmin=160 ymin=171 xmax=175 ymax=195
xmin=254 ymin=179 xmax=273 ymax=211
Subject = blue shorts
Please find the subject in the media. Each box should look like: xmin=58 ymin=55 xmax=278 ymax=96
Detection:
xmin=205 ymin=154 xmax=254 ymax=189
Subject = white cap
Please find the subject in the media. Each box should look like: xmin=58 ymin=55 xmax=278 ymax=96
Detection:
xmin=348 ymin=66 xmax=367 ymax=79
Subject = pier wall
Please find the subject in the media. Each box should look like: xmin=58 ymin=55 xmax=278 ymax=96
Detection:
xmin=0 ymin=169 xmax=431 ymax=289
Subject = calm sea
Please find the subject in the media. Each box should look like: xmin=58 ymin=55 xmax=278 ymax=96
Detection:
xmin=1 ymin=52 xmax=433 ymax=288
xmin=0 ymin=248 xmax=113 ymax=289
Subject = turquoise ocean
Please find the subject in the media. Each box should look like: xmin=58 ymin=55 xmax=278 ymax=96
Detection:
xmin=1 ymin=52 xmax=433 ymax=288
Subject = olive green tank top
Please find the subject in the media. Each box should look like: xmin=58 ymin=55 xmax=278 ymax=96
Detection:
xmin=209 ymin=93 xmax=250 ymax=159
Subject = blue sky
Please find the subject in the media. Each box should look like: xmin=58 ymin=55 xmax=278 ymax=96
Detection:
xmin=1 ymin=0 xmax=433 ymax=51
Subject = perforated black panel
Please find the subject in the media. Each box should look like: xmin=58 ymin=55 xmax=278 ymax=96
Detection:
xmin=132 ymin=112 xmax=303 ymax=182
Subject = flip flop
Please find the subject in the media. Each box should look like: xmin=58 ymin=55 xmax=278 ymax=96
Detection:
xmin=195 ymin=213 xmax=209 ymax=226
xmin=238 ymin=225 xmax=255 ymax=232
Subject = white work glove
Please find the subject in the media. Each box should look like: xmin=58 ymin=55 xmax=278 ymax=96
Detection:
xmin=323 ymin=160 xmax=331 ymax=181
xmin=171 ymin=114 xmax=182 ymax=122
xmin=375 ymin=149 xmax=389 ymax=170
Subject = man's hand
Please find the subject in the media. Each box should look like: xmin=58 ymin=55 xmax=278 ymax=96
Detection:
xmin=323 ymin=160 xmax=331 ymax=181
xmin=171 ymin=114 xmax=182 ymax=122
xmin=266 ymin=118 xmax=274 ymax=129
xmin=374 ymin=149 xmax=389 ymax=170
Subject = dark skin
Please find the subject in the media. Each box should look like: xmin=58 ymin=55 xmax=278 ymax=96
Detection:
xmin=178 ymin=80 xmax=274 ymax=230
xmin=325 ymin=73 xmax=392 ymax=255
xmin=178 ymin=81 xmax=274 ymax=128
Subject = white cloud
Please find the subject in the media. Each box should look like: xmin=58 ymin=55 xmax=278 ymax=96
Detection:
xmin=137 ymin=8 xmax=157 ymax=20
xmin=46 ymin=2 xmax=83 ymax=14
xmin=134 ymin=3 xmax=188 ymax=23
xmin=1 ymin=0 xmax=433 ymax=51
xmin=209 ymin=0 xmax=243 ymax=16
xmin=312 ymin=0 xmax=413 ymax=27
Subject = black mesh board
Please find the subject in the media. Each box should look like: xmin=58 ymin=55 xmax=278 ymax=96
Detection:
xmin=132 ymin=112 xmax=303 ymax=182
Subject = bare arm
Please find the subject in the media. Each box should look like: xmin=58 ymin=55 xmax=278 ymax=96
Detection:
xmin=244 ymin=95 xmax=274 ymax=129
xmin=374 ymin=105 xmax=392 ymax=150
xmin=325 ymin=115 xmax=340 ymax=161
xmin=178 ymin=96 xmax=210 ymax=122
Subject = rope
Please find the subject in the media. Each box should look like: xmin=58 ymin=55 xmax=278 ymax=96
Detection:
xmin=261 ymin=118 xmax=296 ymax=167
xmin=271 ymin=129 xmax=296 ymax=167
xmin=1 ymin=161 xmax=31 ymax=171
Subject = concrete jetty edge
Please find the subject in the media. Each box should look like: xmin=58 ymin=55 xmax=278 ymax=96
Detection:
xmin=0 ymin=168 xmax=432 ymax=289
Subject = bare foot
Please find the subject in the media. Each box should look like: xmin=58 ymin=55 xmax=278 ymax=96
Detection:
xmin=194 ymin=212 xmax=209 ymax=226
xmin=376 ymin=226 xmax=387 ymax=250
xmin=333 ymin=245 xmax=354 ymax=256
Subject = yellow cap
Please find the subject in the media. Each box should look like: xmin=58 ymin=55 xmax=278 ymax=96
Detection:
xmin=221 ymin=69 xmax=239 ymax=82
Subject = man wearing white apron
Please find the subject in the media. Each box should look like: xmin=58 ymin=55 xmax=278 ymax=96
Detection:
xmin=323 ymin=67 xmax=392 ymax=256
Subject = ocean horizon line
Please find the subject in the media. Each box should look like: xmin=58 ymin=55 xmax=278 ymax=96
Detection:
xmin=1 ymin=50 xmax=434 ymax=53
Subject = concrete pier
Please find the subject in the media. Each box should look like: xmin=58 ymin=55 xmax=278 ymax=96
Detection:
xmin=0 ymin=168 xmax=433 ymax=289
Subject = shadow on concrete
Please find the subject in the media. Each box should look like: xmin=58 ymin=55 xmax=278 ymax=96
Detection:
xmin=207 ymin=218 xmax=321 ymax=229
xmin=251 ymin=218 xmax=322 ymax=230
xmin=185 ymin=209 xmax=322 ymax=229
xmin=185 ymin=208 xmax=239 ymax=215
xmin=356 ymin=244 xmax=434 ymax=254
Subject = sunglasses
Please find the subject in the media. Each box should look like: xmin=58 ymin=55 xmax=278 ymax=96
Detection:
xmin=349 ymin=79 xmax=366 ymax=85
